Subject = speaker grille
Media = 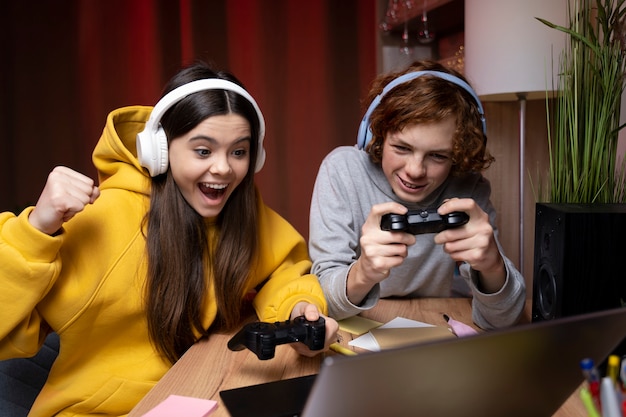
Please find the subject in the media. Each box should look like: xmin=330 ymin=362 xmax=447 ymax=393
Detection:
xmin=532 ymin=203 xmax=626 ymax=321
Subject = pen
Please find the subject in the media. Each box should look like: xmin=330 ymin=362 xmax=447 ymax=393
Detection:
xmin=329 ymin=343 xmax=357 ymax=356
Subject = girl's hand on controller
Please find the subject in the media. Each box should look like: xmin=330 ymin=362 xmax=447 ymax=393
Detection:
xmin=289 ymin=302 xmax=338 ymax=357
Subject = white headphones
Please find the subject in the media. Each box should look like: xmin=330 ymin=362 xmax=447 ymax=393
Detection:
xmin=136 ymin=78 xmax=266 ymax=177
xmin=356 ymin=70 xmax=486 ymax=149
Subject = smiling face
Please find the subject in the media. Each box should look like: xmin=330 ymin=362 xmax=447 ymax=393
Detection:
xmin=381 ymin=117 xmax=455 ymax=203
xmin=167 ymin=114 xmax=251 ymax=219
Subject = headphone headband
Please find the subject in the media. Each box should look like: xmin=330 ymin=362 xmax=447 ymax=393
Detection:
xmin=356 ymin=70 xmax=486 ymax=149
xmin=137 ymin=78 xmax=266 ymax=176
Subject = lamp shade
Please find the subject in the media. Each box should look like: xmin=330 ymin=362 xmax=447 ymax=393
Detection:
xmin=465 ymin=0 xmax=567 ymax=101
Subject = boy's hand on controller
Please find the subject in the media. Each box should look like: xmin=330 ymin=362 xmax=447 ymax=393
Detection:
xmin=435 ymin=198 xmax=506 ymax=292
xmin=346 ymin=202 xmax=416 ymax=306
xmin=358 ymin=202 xmax=416 ymax=284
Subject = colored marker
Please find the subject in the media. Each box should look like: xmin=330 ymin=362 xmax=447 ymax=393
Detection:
xmin=620 ymin=355 xmax=626 ymax=389
xmin=601 ymin=376 xmax=622 ymax=417
xmin=443 ymin=314 xmax=479 ymax=337
xmin=581 ymin=358 xmax=601 ymax=410
xmin=580 ymin=387 xmax=601 ymax=417
xmin=607 ymin=355 xmax=620 ymax=387
xmin=619 ymin=356 xmax=626 ymax=416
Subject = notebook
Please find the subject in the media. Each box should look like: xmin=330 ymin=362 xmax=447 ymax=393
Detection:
xmin=220 ymin=307 xmax=626 ymax=417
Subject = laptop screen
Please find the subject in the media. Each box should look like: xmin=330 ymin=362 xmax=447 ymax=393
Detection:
xmin=301 ymin=307 xmax=626 ymax=417
xmin=221 ymin=307 xmax=626 ymax=417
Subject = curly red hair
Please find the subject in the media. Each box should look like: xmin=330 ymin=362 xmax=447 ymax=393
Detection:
xmin=364 ymin=60 xmax=494 ymax=175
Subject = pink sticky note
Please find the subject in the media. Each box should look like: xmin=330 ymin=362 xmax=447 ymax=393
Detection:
xmin=141 ymin=395 xmax=218 ymax=417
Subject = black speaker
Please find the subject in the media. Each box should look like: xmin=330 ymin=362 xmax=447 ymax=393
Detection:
xmin=532 ymin=203 xmax=626 ymax=322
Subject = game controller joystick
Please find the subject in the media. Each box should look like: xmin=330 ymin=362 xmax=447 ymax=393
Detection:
xmin=227 ymin=316 xmax=326 ymax=360
xmin=381 ymin=209 xmax=469 ymax=235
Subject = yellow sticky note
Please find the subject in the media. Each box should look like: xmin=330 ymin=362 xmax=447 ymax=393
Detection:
xmin=370 ymin=326 xmax=454 ymax=349
xmin=338 ymin=316 xmax=383 ymax=335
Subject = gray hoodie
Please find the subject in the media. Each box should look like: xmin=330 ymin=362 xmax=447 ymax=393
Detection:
xmin=308 ymin=145 xmax=525 ymax=329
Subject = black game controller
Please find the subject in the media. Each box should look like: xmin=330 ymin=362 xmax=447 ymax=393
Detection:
xmin=227 ymin=316 xmax=326 ymax=360
xmin=381 ymin=209 xmax=469 ymax=234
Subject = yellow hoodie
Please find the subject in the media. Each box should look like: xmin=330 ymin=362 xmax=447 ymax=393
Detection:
xmin=0 ymin=106 xmax=327 ymax=416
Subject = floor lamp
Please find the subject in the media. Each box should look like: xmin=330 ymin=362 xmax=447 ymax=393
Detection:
xmin=464 ymin=0 xmax=566 ymax=277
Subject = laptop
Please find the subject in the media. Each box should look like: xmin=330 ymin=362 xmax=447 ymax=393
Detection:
xmin=220 ymin=307 xmax=626 ymax=417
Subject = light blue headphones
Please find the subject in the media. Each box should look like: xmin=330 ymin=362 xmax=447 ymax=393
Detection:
xmin=356 ymin=70 xmax=487 ymax=149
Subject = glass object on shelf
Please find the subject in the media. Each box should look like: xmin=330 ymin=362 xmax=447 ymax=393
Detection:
xmin=380 ymin=0 xmax=401 ymax=32
xmin=417 ymin=4 xmax=435 ymax=44
xmin=400 ymin=20 xmax=412 ymax=55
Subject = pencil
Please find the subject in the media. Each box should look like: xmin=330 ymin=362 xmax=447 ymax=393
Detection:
xmin=329 ymin=343 xmax=357 ymax=356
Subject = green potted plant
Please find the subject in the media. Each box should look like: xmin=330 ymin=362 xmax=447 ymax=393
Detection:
xmin=531 ymin=0 xmax=626 ymax=322
xmin=537 ymin=0 xmax=626 ymax=203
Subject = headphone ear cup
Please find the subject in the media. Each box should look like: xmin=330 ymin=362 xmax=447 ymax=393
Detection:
xmin=255 ymin=146 xmax=266 ymax=173
xmin=356 ymin=95 xmax=381 ymax=150
xmin=356 ymin=118 xmax=370 ymax=150
xmin=136 ymin=126 xmax=169 ymax=177
xmin=153 ymin=127 xmax=169 ymax=175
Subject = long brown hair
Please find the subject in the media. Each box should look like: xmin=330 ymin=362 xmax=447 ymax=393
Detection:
xmin=144 ymin=62 xmax=261 ymax=364
xmin=365 ymin=60 xmax=494 ymax=175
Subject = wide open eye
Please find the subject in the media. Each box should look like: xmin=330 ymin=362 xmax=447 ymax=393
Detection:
xmin=195 ymin=148 xmax=211 ymax=158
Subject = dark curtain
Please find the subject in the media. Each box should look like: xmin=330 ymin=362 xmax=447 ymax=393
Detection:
xmin=0 ymin=0 xmax=376 ymax=238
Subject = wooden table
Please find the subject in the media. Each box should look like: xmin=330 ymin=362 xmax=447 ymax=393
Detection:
xmin=129 ymin=298 xmax=586 ymax=417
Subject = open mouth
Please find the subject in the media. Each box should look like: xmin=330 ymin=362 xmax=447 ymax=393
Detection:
xmin=399 ymin=176 xmax=424 ymax=190
xmin=199 ymin=183 xmax=228 ymax=200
